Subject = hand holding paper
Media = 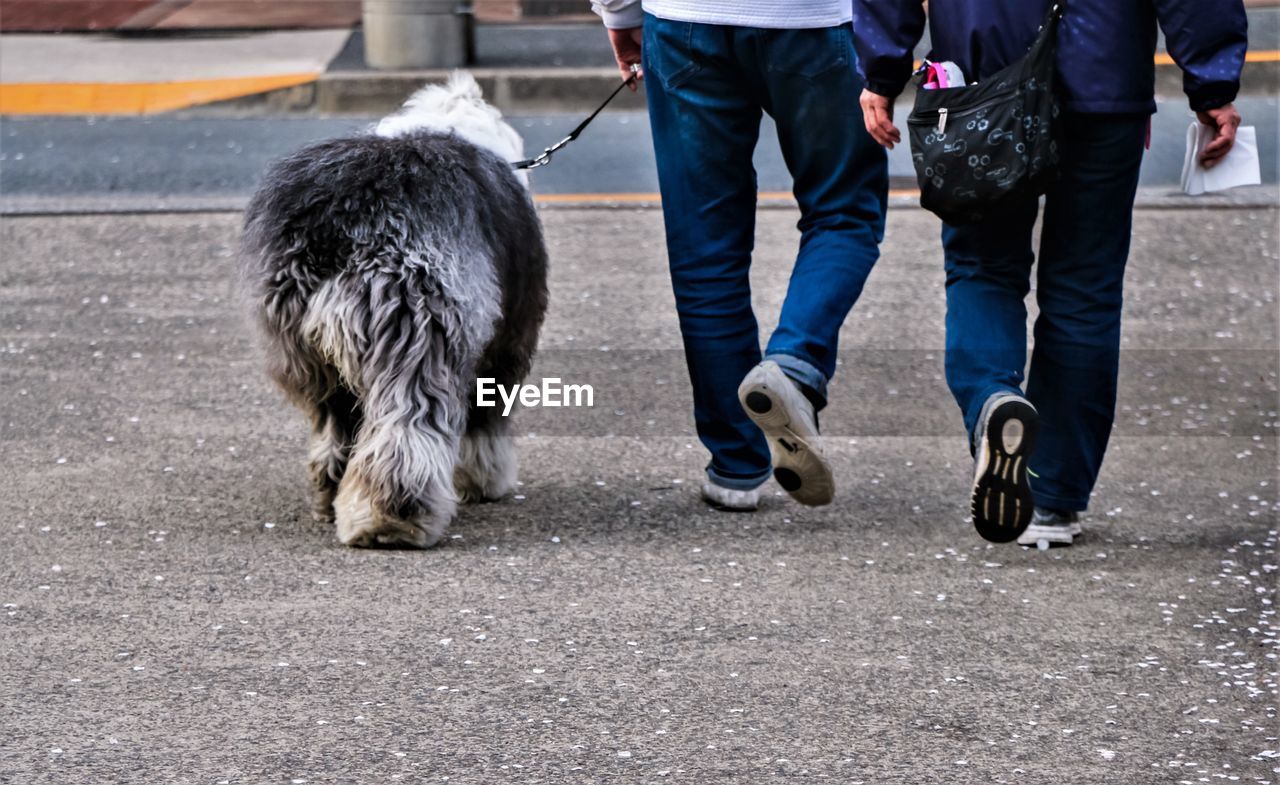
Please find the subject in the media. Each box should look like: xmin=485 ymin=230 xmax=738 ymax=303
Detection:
xmin=1196 ymin=104 xmax=1242 ymax=169
xmin=1181 ymin=114 xmax=1261 ymax=196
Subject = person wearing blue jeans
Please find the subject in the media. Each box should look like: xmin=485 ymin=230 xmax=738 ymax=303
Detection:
xmin=854 ymin=0 xmax=1247 ymax=545
xmin=592 ymin=1 xmax=889 ymax=510
xmin=942 ymin=113 xmax=1149 ymax=542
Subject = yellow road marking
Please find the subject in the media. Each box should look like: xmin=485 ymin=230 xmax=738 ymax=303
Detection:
xmin=1156 ymin=49 xmax=1280 ymax=65
xmin=0 ymin=73 xmax=317 ymax=115
xmin=3 ymin=49 xmax=1275 ymax=116
xmin=535 ymin=192 xmax=661 ymax=204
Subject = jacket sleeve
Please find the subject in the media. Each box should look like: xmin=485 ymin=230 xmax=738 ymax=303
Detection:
xmin=851 ymin=0 xmax=927 ymax=98
xmin=590 ymin=0 xmax=643 ymax=29
xmin=1152 ymin=0 xmax=1248 ymax=111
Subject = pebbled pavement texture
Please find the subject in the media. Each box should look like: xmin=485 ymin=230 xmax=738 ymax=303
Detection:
xmin=0 ymin=207 xmax=1277 ymax=783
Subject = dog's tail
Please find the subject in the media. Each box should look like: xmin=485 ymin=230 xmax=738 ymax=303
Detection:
xmin=304 ymin=270 xmax=468 ymax=548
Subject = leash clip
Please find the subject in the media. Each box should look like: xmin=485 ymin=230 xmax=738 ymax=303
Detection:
xmin=524 ymin=134 xmax=574 ymax=169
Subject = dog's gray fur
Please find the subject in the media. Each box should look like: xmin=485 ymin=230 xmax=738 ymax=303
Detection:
xmin=240 ymin=90 xmax=548 ymax=548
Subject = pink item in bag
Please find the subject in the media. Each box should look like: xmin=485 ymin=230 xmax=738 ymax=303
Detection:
xmin=921 ymin=60 xmax=967 ymax=90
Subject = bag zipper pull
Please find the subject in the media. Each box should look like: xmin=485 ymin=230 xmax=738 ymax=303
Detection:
xmin=936 ymin=108 xmax=948 ymax=134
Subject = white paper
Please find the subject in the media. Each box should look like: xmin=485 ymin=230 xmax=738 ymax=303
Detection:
xmin=1182 ymin=122 xmax=1262 ymax=196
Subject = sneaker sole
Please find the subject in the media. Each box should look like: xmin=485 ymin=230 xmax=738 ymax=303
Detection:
xmin=971 ymin=398 xmax=1039 ymax=543
xmin=700 ymin=483 xmax=760 ymax=513
xmin=739 ymin=378 xmax=833 ymax=507
xmin=702 ymin=498 xmax=759 ymax=513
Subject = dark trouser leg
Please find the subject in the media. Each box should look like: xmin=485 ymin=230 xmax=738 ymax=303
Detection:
xmin=941 ymin=199 xmax=1039 ymax=442
xmin=1027 ymin=113 xmax=1147 ymax=512
xmin=642 ymin=15 xmax=769 ymax=489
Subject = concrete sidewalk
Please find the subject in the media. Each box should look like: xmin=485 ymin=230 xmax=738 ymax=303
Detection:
xmin=0 ymin=24 xmax=636 ymax=115
xmin=0 ymin=30 xmax=351 ymax=113
xmin=0 ymin=0 xmax=362 ymax=31
xmin=1 ymin=205 xmax=1276 ymax=783
xmin=0 ymin=0 xmax=585 ymax=31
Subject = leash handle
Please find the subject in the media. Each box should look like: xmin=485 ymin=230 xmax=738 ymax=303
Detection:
xmin=512 ymin=70 xmax=639 ymax=170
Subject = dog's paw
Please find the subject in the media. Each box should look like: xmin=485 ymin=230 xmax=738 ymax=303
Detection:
xmin=333 ymin=480 xmax=449 ymax=549
xmin=454 ymin=481 xmax=486 ymax=505
xmin=339 ymin=520 xmax=440 ymax=549
xmin=453 ymin=472 xmax=515 ymax=504
xmin=307 ymin=491 xmax=332 ymax=522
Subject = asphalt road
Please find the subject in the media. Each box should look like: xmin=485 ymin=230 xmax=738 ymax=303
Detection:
xmin=1 ymin=203 xmax=1277 ymax=782
xmin=1 ymin=95 xmax=1277 ymax=211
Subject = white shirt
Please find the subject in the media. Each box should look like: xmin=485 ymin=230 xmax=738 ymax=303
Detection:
xmin=591 ymin=0 xmax=852 ymax=30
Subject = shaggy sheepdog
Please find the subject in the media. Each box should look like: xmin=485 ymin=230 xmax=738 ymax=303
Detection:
xmin=240 ymin=73 xmax=548 ymax=548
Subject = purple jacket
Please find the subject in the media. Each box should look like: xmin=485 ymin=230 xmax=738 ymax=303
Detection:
xmin=852 ymin=0 xmax=1248 ymax=113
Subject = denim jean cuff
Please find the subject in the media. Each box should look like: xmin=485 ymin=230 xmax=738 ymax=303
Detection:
xmin=764 ymin=352 xmax=828 ymax=409
xmin=1030 ymin=489 xmax=1088 ymax=514
xmin=968 ymin=382 xmax=1026 ymax=452
xmin=706 ymin=465 xmax=771 ymax=492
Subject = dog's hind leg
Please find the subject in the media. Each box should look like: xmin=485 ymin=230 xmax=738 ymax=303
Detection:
xmin=335 ymin=376 xmax=463 ymax=548
xmin=328 ymin=274 xmax=469 ymax=549
xmin=454 ymin=275 xmax=544 ymax=504
xmin=258 ymin=291 xmax=358 ymax=525
xmin=455 ymin=407 xmax=518 ymax=503
xmin=306 ymin=385 xmax=362 ymax=522
xmin=453 ymin=267 xmax=544 ymax=504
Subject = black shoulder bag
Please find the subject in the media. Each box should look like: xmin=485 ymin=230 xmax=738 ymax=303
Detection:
xmin=906 ymin=3 xmax=1064 ymax=224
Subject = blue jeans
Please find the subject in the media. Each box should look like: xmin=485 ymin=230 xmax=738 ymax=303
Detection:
xmin=642 ymin=14 xmax=888 ymax=490
xmin=942 ymin=113 xmax=1148 ymax=512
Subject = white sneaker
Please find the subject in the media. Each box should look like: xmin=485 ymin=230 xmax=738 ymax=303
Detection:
xmin=971 ymin=392 xmax=1039 ymax=543
xmin=738 ymin=361 xmax=834 ymax=506
xmin=1017 ymin=508 xmax=1082 ymax=548
xmin=700 ymin=482 xmax=760 ymax=512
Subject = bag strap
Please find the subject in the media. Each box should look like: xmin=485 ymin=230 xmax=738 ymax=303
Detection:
xmin=1020 ymin=1 xmax=1064 ymax=76
xmin=916 ymin=2 xmax=1064 ymax=87
xmin=1030 ymin=2 xmax=1064 ymax=54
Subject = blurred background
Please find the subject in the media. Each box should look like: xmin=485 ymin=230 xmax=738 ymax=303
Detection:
xmin=0 ymin=0 xmax=1276 ymax=209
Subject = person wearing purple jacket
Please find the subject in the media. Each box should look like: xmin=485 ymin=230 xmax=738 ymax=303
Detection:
xmin=852 ymin=0 xmax=1247 ymax=547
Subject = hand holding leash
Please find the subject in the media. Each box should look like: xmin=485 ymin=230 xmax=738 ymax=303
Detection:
xmin=608 ymin=29 xmax=645 ymax=87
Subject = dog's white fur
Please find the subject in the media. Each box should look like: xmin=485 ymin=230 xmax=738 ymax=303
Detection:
xmin=376 ymin=72 xmax=526 ymax=173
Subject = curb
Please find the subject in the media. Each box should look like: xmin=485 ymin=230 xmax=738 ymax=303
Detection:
xmin=187 ymin=59 xmax=1279 ymax=116
xmin=188 ymin=67 xmax=650 ymax=116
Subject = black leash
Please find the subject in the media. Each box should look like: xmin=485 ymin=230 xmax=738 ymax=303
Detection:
xmin=511 ymin=70 xmax=639 ymax=170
